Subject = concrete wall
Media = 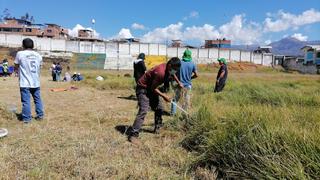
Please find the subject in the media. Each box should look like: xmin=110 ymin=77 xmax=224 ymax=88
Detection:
xmin=0 ymin=33 xmax=274 ymax=70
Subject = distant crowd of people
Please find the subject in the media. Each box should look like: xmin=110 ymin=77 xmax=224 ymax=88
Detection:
xmin=50 ymin=63 xmax=83 ymax=82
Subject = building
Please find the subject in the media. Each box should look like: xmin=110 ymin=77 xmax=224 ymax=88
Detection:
xmin=43 ymin=24 xmax=69 ymax=39
xmin=254 ymin=46 xmax=272 ymax=54
xmin=205 ymin=38 xmax=231 ymax=48
xmin=171 ymin=40 xmax=182 ymax=47
xmin=0 ymin=18 xmax=42 ymax=36
xmin=301 ymin=45 xmax=320 ymax=65
xmin=73 ymin=29 xmax=103 ymax=42
xmin=0 ymin=18 xmax=69 ymax=39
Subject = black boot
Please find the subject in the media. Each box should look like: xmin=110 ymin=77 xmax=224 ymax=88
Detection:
xmin=127 ymin=127 xmax=140 ymax=144
xmin=154 ymin=112 xmax=163 ymax=134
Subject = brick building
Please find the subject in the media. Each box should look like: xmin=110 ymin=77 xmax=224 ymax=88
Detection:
xmin=205 ymin=39 xmax=231 ymax=48
xmin=0 ymin=18 xmax=41 ymax=36
xmin=0 ymin=18 xmax=69 ymax=39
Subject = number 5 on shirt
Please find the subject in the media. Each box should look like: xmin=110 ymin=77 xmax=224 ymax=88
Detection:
xmin=30 ymin=61 xmax=36 ymax=73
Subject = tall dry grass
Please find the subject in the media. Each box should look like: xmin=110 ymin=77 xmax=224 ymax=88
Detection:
xmin=174 ymin=72 xmax=320 ymax=179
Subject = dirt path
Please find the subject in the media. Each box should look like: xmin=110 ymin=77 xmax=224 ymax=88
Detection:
xmin=0 ymin=75 xmax=188 ymax=179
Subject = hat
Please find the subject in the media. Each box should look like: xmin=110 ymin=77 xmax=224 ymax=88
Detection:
xmin=217 ymin=58 xmax=227 ymax=65
xmin=182 ymin=49 xmax=192 ymax=62
xmin=137 ymin=53 xmax=145 ymax=60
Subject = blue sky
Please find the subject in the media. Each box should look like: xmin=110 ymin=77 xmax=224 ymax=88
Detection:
xmin=1 ymin=0 xmax=320 ymax=45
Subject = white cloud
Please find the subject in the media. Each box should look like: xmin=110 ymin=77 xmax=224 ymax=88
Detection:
xmin=190 ymin=11 xmax=199 ymax=18
xmin=131 ymin=23 xmax=145 ymax=30
xmin=183 ymin=11 xmax=200 ymax=21
xmin=142 ymin=22 xmax=183 ymax=43
xmin=141 ymin=15 xmax=261 ymax=44
xmin=219 ymin=14 xmax=262 ymax=44
xmin=119 ymin=9 xmax=320 ymax=45
xmin=183 ymin=24 xmax=220 ymax=41
xmin=291 ymin=33 xmax=308 ymax=41
xmin=116 ymin=28 xmax=134 ymax=39
xmin=264 ymin=9 xmax=320 ymax=32
xmin=68 ymin=24 xmax=100 ymax=38
xmin=264 ymin=40 xmax=272 ymax=45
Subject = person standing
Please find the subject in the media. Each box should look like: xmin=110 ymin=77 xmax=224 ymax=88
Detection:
xmin=51 ymin=62 xmax=56 ymax=81
xmin=128 ymin=57 xmax=183 ymax=144
xmin=133 ymin=53 xmax=147 ymax=83
xmin=171 ymin=49 xmax=198 ymax=115
xmin=14 ymin=38 xmax=44 ymax=123
xmin=214 ymin=58 xmax=228 ymax=93
xmin=55 ymin=62 xmax=62 ymax=82
xmin=63 ymin=66 xmax=71 ymax=82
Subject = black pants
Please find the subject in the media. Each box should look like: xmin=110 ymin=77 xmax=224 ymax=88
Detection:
xmin=131 ymin=87 xmax=163 ymax=135
xmin=214 ymin=81 xmax=226 ymax=93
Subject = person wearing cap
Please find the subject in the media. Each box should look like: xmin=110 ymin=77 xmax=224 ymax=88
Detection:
xmin=2 ymin=59 xmax=9 ymax=77
xmin=77 ymin=72 xmax=83 ymax=81
xmin=128 ymin=57 xmax=183 ymax=144
xmin=14 ymin=38 xmax=44 ymax=123
xmin=171 ymin=49 xmax=198 ymax=115
xmin=72 ymin=72 xmax=78 ymax=81
xmin=133 ymin=53 xmax=147 ymax=83
xmin=214 ymin=58 xmax=228 ymax=93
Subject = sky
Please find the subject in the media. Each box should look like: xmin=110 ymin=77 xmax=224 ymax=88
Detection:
xmin=1 ymin=0 xmax=320 ymax=45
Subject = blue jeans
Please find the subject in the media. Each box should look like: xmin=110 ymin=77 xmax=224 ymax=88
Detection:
xmin=171 ymin=85 xmax=192 ymax=115
xmin=20 ymin=87 xmax=44 ymax=121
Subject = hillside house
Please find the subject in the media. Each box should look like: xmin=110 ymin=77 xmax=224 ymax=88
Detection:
xmin=301 ymin=45 xmax=320 ymax=65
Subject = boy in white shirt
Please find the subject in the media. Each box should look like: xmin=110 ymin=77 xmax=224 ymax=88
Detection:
xmin=14 ymin=38 xmax=44 ymax=123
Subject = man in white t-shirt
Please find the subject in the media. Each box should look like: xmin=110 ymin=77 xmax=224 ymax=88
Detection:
xmin=14 ymin=38 xmax=44 ymax=123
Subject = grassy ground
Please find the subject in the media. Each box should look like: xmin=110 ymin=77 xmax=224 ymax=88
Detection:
xmin=0 ymin=65 xmax=319 ymax=179
xmin=179 ymin=69 xmax=320 ymax=179
xmin=0 ymin=71 xmax=189 ymax=179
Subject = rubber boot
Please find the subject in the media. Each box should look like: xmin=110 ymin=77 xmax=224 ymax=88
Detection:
xmin=154 ymin=110 xmax=163 ymax=134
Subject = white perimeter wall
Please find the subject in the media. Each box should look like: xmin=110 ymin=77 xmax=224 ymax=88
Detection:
xmin=0 ymin=34 xmax=274 ymax=70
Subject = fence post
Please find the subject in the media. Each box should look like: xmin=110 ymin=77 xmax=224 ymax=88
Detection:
xmin=261 ymin=53 xmax=264 ymax=65
xmin=117 ymin=42 xmax=120 ymax=71
xmin=139 ymin=43 xmax=141 ymax=54
xmin=176 ymin=47 xmax=178 ymax=57
xmin=240 ymin=50 xmax=242 ymax=62
xmin=229 ymin=49 xmax=231 ymax=62
xmin=250 ymin=51 xmax=252 ymax=63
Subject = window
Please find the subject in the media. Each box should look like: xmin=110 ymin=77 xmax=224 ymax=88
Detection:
xmin=317 ymin=52 xmax=320 ymax=58
xmin=47 ymin=29 xmax=52 ymax=33
xmin=26 ymin=28 xmax=32 ymax=32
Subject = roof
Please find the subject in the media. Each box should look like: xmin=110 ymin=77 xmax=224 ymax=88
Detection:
xmin=4 ymin=18 xmax=31 ymax=23
xmin=45 ymin=23 xmax=61 ymax=27
xmin=301 ymin=45 xmax=320 ymax=51
xmin=259 ymin=46 xmax=272 ymax=49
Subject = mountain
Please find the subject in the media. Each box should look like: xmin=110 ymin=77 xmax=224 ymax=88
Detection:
xmin=232 ymin=38 xmax=320 ymax=56
xmin=269 ymin=37 xmax=320 ymax=56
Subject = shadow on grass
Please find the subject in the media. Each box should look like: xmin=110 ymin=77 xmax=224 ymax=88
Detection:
xmin=117 ymin=95 xmax=137 ymax=101
xmin=115 ymin=125 xmax=155 ymax=136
